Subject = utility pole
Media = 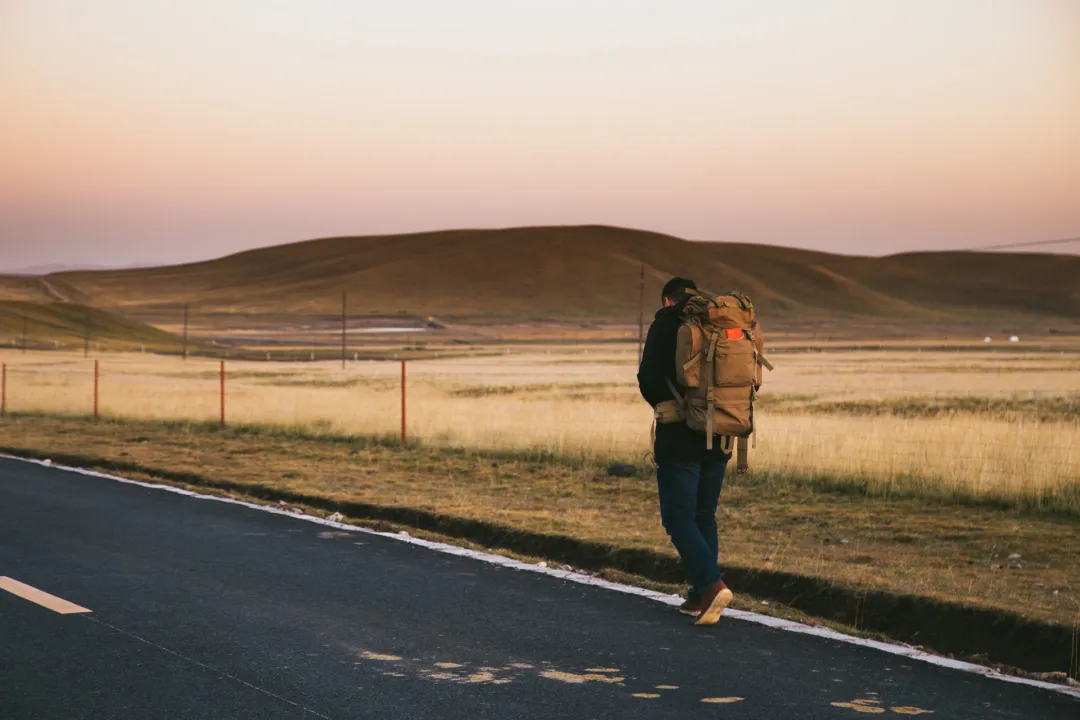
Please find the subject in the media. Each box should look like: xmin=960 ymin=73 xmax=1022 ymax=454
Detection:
xmin=182 ymin=303 xmax=189 ymax=359
xmin=401 ymin=360 xmax=407 ymax=444
xmin=220 ymin=361 xmax=226 ymax=427
xmin=637 ymin=264 xmax=645 ymax=361
xmin=341 ymin=292 xmax=347 ymax=369
xmin=93 ymin=360 xmax=99 ymax=420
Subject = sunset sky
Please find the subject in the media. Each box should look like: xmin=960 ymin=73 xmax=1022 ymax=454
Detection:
xmin=2 ymin=0 xmax=1078 ymax=270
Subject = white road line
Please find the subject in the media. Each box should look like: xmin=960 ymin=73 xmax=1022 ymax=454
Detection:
xmin=85 ymin=615 xmax=331 ymax=719
xmin=2 ymin=452 xmax=1078 ymax=700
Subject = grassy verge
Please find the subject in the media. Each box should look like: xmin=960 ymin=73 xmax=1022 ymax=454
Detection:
xmin=2 ymin=414 xmax=1078 ymax=676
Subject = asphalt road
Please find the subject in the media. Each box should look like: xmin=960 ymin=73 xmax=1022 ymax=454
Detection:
xmin=1 ymin=457 xmax=1076 ymax=719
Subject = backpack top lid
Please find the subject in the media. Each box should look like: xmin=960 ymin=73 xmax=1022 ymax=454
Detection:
xmin=682 ymin=289 xmax=757 ymax=330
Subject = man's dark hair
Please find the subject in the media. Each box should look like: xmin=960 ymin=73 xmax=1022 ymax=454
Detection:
xmin=661 ymin=277 xmax=697 ymax=303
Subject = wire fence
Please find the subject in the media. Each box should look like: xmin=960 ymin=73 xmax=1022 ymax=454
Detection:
xmin=3 ymin=293 xmax=1078 ymax=514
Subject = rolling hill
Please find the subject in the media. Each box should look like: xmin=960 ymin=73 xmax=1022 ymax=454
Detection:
xmin=0 ymin=301 xmax=185 ymax=352
xmin=3 ymin=226 xmax=1079 ymax=330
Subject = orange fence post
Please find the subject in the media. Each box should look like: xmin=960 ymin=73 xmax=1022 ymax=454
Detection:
xmin=1 ymin=363 xmax=6 ymax=417
xmin=400 ymin=360 xmax=406 ymax=444
xmin=93 ymin=360 xmax=99 ymax=420
xmin=220 ymin=361 xmax=226 ymax=428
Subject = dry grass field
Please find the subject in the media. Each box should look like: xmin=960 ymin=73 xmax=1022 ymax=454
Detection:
xmin=1 ymin=342 xmax=1078 ymax=513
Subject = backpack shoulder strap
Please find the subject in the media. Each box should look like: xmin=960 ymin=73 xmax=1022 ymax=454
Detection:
xmin=664 ymin=377 xmax=685 ymax=406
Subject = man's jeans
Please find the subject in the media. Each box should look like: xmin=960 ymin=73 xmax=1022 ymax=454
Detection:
xmin=656 ymin=457 xmax=728 ymax=597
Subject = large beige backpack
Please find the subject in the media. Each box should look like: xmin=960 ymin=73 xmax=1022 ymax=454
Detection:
xmin=666 ymin=290 xmax=772 ymax=472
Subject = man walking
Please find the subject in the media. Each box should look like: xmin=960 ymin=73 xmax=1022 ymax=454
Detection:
xmin=638 ymin=277 xmax=734 ymax=626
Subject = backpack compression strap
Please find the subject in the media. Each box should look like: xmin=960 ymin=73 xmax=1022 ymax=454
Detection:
xmin=667 ymin=376 xmax=737 ymax=456
xmin=704 ymin=330 xmax=720 ymax=450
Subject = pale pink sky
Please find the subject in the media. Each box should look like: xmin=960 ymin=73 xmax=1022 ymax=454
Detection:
xmin=2 ymin=0 xmax=1078 ymax=270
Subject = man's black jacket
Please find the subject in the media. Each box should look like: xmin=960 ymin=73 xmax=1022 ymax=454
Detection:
xmin=637 ymin=301 xmax=731 ymax=464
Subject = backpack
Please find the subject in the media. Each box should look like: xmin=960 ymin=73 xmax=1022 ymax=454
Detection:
xmin=665 ymin=289 xmax=773 ymax=472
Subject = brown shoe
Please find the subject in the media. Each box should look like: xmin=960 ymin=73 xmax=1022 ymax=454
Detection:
xmin=694 ymin=581 xmax=734 ymax=626
xmin=677 ymin=594 xmax=703 ymax=616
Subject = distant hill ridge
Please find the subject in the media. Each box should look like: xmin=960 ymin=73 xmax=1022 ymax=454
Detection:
xmin=3 ymin=226 xmax=1078 ymax=326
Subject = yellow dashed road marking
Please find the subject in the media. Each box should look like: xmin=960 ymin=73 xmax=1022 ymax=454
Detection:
xmin=434 ymin=662 xmax=463 ymax=669
xmin=656 ymin=685 xmax=679 ymax=690
xmin=359 ymin=652 xmax=402 ymax=662
xmin=585 ymin=668 xmax=621 ymax=673
xmin=539 ymin=670 xmax=625 ymax=685
xmin=701 ymin=697 xmax=744 ymax=704
xmin=427 ymin=672 xmax=457 ymax=680
xmin=0 ymin=577 xmax=91 ymax=614
xmin=833 ymin=703 xmax=885 ymax=716
xmin=633 ymin=693 xmax=661 ymax=699
xmin=464 ymin=672 xmax=497 ymax=684
xmin=891 ymin=708 xmax=934 ymax=716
